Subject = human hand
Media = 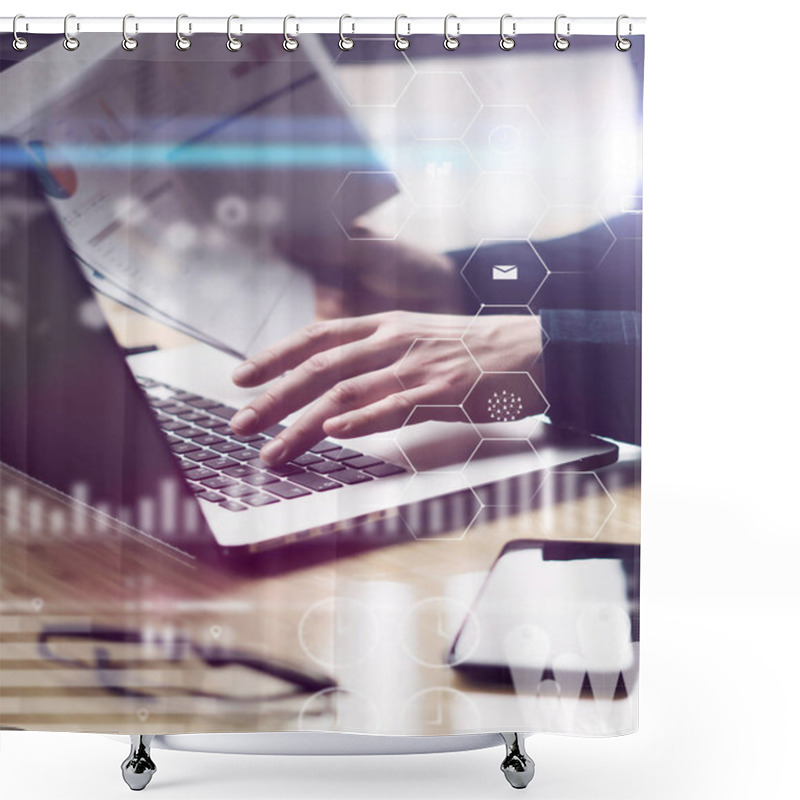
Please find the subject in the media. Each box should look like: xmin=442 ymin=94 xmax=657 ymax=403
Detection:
xmin=276 ymin=224 xmax=465 ymax=317
xmin=229 ymin=311 xmax=546 ymax=466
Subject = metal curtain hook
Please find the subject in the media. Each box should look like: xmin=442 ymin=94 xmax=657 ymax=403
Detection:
xmin=394 ymin=14 xmax=410 ymax=50
xmin=122 ymin=14 xmax=138 ymax=51
xmin=339 ymin=14 xmax=354 ymax=50
xmin=63 ymin=13 xmax=80 ymax=51
xmin=12 ymin=14 xmax=28 ymax=51
xmin=554 ymin=14 xmax=570 ymax=51
xmin=176 ymin=14 xmax=191 ymax=50
xmin=616 ymin=14 xmax=632 ymax=51
xmin=444 ymin=14 xmax=460 ymax=51
xmin=227 ymin=15 xmax=242 ymax=51
xmin=283 ymin=15 xmax=299 ymax=51
xmin=499 ymin=14 xmax=515 ymax=50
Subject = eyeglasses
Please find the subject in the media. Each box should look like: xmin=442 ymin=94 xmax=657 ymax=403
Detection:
xmin=38 ymin=623 xmax=337 ymax=703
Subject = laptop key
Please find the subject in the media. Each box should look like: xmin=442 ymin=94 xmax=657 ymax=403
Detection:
xmin=324 ymin=447 xmax=363 ymax=462
xmin=185 ymin=397 xmax=225 ymax=409
xmin=328 ymin=468 xmax=373 ymax=485
xmin=197 ymin=490 xmax=225 ymax=503
xmin=188 ymin=483 xmax=206 ymax=494
xmin=242 ymin=473 xmax=280 ymax=487
xmin=201 ymin=475 xmax=237 ymax=490
xmin=309 ymin=439 xmax=341 ymax=454
xmin=230 ymin=433 xmax=266 ymax=444
xmin=171 ymin=441 xmax=201 ymax=454
xmin=210 ymin=441 xmax=246 ymax=454
xmin=228 ymin=447 xmax=260 ymax=461
xmin=172 ymin=425 xmax=202 ymax=438
xmin=207 ymin=405 xmax=238 ymax=421
xmin=186 ymin=467 xmax=217 ymax=481
xmin=163 ymin=420 xmax=191 ymax=432
xmin=266 ymin=481 xmax=311 ymax=499
xmin=292 ymin=452 xmax=324 ymax=466
xmin=205 ymin=456 xmax=238 ymax=471
xmin=185 ymin=450 xmax=219 ymax=463
xmin=363 ymin=462 xmax=407 ymax=478
xmin=343 ymin=455 xmax=383 ymax=470
xmin=194 ymin=416 xmax=229 ymax=430
xmin=176 ymin=410 xmax=207 ymax=422
xmin=267 ymin=463 xmax=306 ymax=477
xmin=221 ymin=464 xmax=258 ymax=479
xmin=191 ymin=433 xmax=225 ymax=446
xmin=221 ymin=483 xmax=259 ymax=499
xmin=219 ymin=500 xmax=247 ymax=512
xmin=308 ymin=460 xmax=345 ymax=474
xmin=243 ymin=494 xmax=280 ymax=507
xmin=289 ymin=473 xmax=343 ymax=492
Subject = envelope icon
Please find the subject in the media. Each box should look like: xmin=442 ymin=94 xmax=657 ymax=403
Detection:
xmin=492 ymin=264 xmax=518 ymax=281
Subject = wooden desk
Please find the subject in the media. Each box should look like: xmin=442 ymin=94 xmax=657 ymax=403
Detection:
xmin=0 ymin=299 xmax=641 ymax=737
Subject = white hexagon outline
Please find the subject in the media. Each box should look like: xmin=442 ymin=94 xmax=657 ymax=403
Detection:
xmin=393 ymin=336 xmax=482 ymax=397
xmin=394 ymin=70 xmax=484 ymax=142
xmin=329 ymin=169 xmax=415 ymax=241
xmin=330 ymin=38 xmax=418 ymax=109
xmin=530 ymin=469 xmax=617 ymax=541
xmin=461 ymin=370 xmax=549 ymax=435
xmin=459 ymin=237 xmax=550 ymax=307
xmin=458 ymin=170 xmax=549 ymax=241
xmin=396 ymin=476 xmax=485 ymax=542
xmin=462 ymin=103 xmax=549 ymax=171
xmin=394 ymin=404 xmax=484 ymax=476
xmin=528 ymin=205 xmax=617 ymax=274
xmin=394 ymin=137 xmax=483 ymax=208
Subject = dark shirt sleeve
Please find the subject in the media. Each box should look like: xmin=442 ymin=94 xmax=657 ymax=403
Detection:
xmin=540 ymin=309 xmax=641 ymax=445
xmin=446 ymin=214 xmax=642 ymax=445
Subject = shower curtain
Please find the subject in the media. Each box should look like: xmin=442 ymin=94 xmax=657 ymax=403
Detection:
xmin=0 ymin=24 xmax=643 ymax=739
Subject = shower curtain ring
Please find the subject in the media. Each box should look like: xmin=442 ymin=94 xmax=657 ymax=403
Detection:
xmin=394 ymin=15 xmax=410 ymax=50
xmin=554 ymin=14 xmax=570 ymax=51
xmin=63 ymin=14 xmax=80 ymax=51
xmin=227 ymin=15 xmax=243 ymax=51
xmin=499 ymin=14 xmax=515 ymax=50
xmin=283 ymin=15 xmax=299 ymax=51
xmin=122 ymin=15 xmax=138 ymax=51
xmin=444 ymin=14 xmax=460 ymax=51
xmin=339 ymin=15 xmax=354 ymax=50
xmin=616 ymin=14 xmax=632 ymax=51
xmin=176 ymin=14 xmax=191 ymax=50
xmin=12 ymin=15 xmax=28 ymax=51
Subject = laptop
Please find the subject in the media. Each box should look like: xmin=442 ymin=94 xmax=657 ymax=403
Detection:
xmin=0 ymin=140 xmax=620 ymax=565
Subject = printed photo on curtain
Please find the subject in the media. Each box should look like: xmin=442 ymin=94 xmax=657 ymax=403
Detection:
xmin=0 ymin=20 xmax=643 ymax=759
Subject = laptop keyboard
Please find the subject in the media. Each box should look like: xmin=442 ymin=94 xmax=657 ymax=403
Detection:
xmin=135 ymin=376 xmax=406 ymax=512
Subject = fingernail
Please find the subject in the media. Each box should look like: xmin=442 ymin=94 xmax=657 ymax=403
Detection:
xmin=230 ymin=407 xmax=257 ymax=433
xmin=232 ymin=362 xmax=256 ymax=384
xmin=261 ymin=438 xmax=286 ymax=465
xmin=326 ymin=416 xmax=350 ymax=434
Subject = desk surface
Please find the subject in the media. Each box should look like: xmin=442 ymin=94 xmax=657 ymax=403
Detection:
xmin=0 ymin=297 xmax=640 ymax=737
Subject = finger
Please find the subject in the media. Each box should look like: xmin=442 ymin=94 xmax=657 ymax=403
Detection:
xmin=230 ymin=334 xmax=405 ymax=436
xmin=259 ymin=368 xmax=405 ymax=465
xmin=322 ymin=386 xmax=434 ymax=439
xmin=231 ymin=316 xmax=380 ymax=387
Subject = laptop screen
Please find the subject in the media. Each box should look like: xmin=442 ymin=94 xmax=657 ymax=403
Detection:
xmin=0 ymin=139 xmax=217 ymax=559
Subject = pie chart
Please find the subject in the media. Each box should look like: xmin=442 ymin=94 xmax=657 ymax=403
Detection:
xmin=25 ymin=140 xmax=78 ymax=199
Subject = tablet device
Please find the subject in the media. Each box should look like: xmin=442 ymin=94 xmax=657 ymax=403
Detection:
xmin=448 ymin=539 xmax=640 ymax=699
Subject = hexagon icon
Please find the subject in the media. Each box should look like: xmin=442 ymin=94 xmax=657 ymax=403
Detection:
xmin=461 ymin=172 xmax=547 ymax=240
xmin=463 ymin=305 xmax=549 ymax=375
xmin=530 ymin=206 xmax=615 ymax=272
xmin=395 ymin=407 xmax=482 ymax=474
xmin=532 ymin=471 xmax=616 ymax=540
xmin=333 ymin=39 xmax=416 ymax=106
xmin=398 ymin=473 xmax=483 ymax=541
xmin=464 ymin=105 xmax=547 ymax=172
xmin=460 ymin=239 xmax=547 ymax=306
xmin=464 ymin=439 xmax=545 ymax=509
xmin=463 ymin=372 xmax=547 ymax=432
xmin=397 ymin=72 xmax=482 ymax=140
xmin=330 ymin=171 xmax=414 ymax=240
xmin=395 ymin=139 xmax=480 ymax=207
xmin=395 ymin=338 xmax=480 ymax=399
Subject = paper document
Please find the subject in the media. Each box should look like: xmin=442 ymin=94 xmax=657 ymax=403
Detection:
xmin=1 ymin=34 xmax=396 ymax=357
